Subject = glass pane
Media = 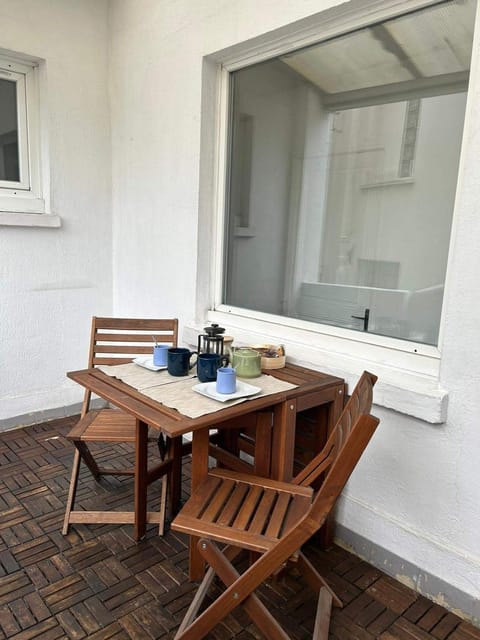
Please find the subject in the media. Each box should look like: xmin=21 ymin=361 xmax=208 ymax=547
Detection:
xmin=224 ymin=0 xmax=475 ymax=346
xmin=281 ymin=0 xmax=473 ymax=94
xmin=0 ymin=77 xmax=20 ymax=182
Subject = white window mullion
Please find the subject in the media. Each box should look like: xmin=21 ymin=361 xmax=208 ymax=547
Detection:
xmin=13 ymin=71 xmax=30 ymax=190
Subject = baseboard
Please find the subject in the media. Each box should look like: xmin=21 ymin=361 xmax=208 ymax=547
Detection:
xmin=0 ymin=399 xmax=106 ymax=432
xmin=335 ymin=524 xmax=480 ymax=627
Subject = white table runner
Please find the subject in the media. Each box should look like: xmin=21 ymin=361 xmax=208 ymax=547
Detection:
xmin=98 ymin=363 xmax=297 ymax=419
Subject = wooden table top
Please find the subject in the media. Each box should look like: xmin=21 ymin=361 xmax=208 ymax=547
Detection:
xmin=67 ymin=363 xmax=344 ymax=438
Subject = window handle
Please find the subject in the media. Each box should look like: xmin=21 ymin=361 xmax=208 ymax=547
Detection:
xmin=351 ymin=308 xmax=370 ymax=332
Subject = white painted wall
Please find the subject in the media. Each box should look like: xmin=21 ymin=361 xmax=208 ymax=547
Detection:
xmin=108 ymin=0 xmax=480 ymax=619
xmin=0 ymin=0 xmax=111 ymax=420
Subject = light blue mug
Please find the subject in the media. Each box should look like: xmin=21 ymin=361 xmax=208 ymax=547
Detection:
xmin=153 ymin=344 xmax=169 ymax=367
xmin=216 ymin=367 xmax=236 ymax=394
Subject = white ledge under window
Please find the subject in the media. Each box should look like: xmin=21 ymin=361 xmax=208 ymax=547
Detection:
xmin=184 ymin=308 xmax=448 ymax=424
xmin=0 ymin=212 xmax=61 ymax=228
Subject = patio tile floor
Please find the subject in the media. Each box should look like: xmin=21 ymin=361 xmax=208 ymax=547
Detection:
xmin=0 ymin=416 xmax=479 ymax=639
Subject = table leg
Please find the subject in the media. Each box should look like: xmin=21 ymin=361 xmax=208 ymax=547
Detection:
xmin=270 ymin=400 xmax=296 ymax=481
xmin=169 ymin=435 xmax=183 ymax=517
xmin=320 ymin=383 xmax=346 ymax=548
xmin=189 ymin=427 xmax=210 ymax=580
xmin=134 ymin=419 xmax=148 ymax=541
xmin=328 ymin=384 xmax=345 ymax=434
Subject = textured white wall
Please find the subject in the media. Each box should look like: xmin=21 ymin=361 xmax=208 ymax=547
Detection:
xmin=0 ymin=0 xmax=112 ymax=420
xmin=109 ymin=0 xmax=480 ymax=616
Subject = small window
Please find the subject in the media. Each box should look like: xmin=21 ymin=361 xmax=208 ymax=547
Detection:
xmin=0 ymin=55 xmax=46 ymax=215
xmin=222 ymin=0 xmax=475 ymax=347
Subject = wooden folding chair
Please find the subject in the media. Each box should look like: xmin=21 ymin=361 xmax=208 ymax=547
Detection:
xmin=63 ymin=316 xmax=179 ymax=537
xmin=171 ymin=371 xmax=378 ymax=639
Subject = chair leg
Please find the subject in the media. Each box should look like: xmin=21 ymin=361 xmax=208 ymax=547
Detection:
xmin=313 ymin=587 xmax=333 ymax=640
xmin=297 ymin=552 xmax=342 ymax=608
xmin=168 ymin=436 xmax=184 ymax=516
xmin=158 ymin=473 xmax=168 ymax=536
xmin=175 ymin=540 xmax=291 ymax=640
xmin=252 ymin=411 xmax=273 ymax=477
xmin=183 ymin=527 xmax=311 ymax=639
xmin=202 ymin=540 xmax=291 ymax=640
xmin=62 ymin=448 xmax=82 ymax=535
xmin=174 ymin=566 xmax=216 ymax=639
xmin=75 ymin=441 xmax=102 ymax=480
xmin=175 ymin=545 xmax=244 ymax=638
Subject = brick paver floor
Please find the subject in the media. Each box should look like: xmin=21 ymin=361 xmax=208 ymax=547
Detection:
xmin=0 ymin=416 xmax=479 ymax=639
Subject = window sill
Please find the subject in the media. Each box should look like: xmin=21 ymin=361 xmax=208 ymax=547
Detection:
xmin=0 ymin=212 xmax=61 ymax=228
xmin=360 ymin=177 xmax=414 ymax=190
xmin=234 ymin=226 xmax=256 ymax=237
xmin=184 ymin=310 xmax=448 ymax=424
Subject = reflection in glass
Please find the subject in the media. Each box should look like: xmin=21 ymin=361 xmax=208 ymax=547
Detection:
xmin=224 ymin=0 xmax=475 ymax=346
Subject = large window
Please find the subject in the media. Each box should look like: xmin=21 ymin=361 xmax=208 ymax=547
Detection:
xmin=223 ymin=0 xmax=475 ymax=346
xmin=0 ymin=55 xmax=45 ymax=215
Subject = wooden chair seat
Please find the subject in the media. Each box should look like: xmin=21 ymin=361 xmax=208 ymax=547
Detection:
xmin=173 ymin=467 xmax=313 ymax=553
xmin=66 ymin=409 xmax=137 ymax=443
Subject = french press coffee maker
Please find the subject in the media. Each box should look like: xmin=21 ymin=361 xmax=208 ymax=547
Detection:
xmin=197 ymin=323 xmax=225 ymax=355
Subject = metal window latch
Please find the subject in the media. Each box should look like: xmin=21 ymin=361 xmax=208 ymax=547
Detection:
xmin=351 ymin=308 xmax=370 ymax=332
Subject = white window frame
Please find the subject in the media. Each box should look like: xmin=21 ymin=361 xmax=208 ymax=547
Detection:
xmin=0 ymin=52 xmax=57 ymax=227
xmin=0 ymin=64 xmax=30 ymax=191
xmin=188 ymin=0 xmax=474 ymax=423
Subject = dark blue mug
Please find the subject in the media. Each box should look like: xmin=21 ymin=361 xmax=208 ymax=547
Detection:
xmin=197 ymin=353 xmax=229 ymax=383
xmin=167 ymin=348 xmax=198 ymax=376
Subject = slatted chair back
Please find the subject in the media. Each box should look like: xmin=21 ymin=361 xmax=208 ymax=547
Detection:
xmin=82 ymin=316 xmax=178 ymax=415
xmin=261 ymin=411 xmax=379 ymax=560
xmin=308 ymin=412 xmax=378 ymax=527
xmin=293 ymin=371 xmax=377 ymax=489
xmin=240 ymin=404 xmax=379 ymax=563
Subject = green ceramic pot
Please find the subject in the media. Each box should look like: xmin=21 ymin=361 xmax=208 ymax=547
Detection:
xmin=231 ymin=348 xmax=262 ymax=378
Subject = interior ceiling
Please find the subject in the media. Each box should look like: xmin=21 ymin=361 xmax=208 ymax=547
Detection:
xmin=280 ymin=0 xmax=476 ymax=95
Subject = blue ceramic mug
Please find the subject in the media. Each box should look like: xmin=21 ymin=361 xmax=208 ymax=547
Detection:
xmin=197 ymin=353 xmax=229 ymax=383
xmin=216 ymin=367 xmax=236 ymax=394
xmin=167 ymin=348 xmax=198 ymax=376
xmin=153 ymin=344 xmax=169 ymax=367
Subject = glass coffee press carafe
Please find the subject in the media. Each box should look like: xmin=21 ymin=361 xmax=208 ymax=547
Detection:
xmin=197 ymin=323 xmax=226 ymax=356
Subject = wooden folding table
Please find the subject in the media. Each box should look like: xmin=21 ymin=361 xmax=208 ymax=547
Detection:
xmin=67 ymin=363 xmax=345 ymax=577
